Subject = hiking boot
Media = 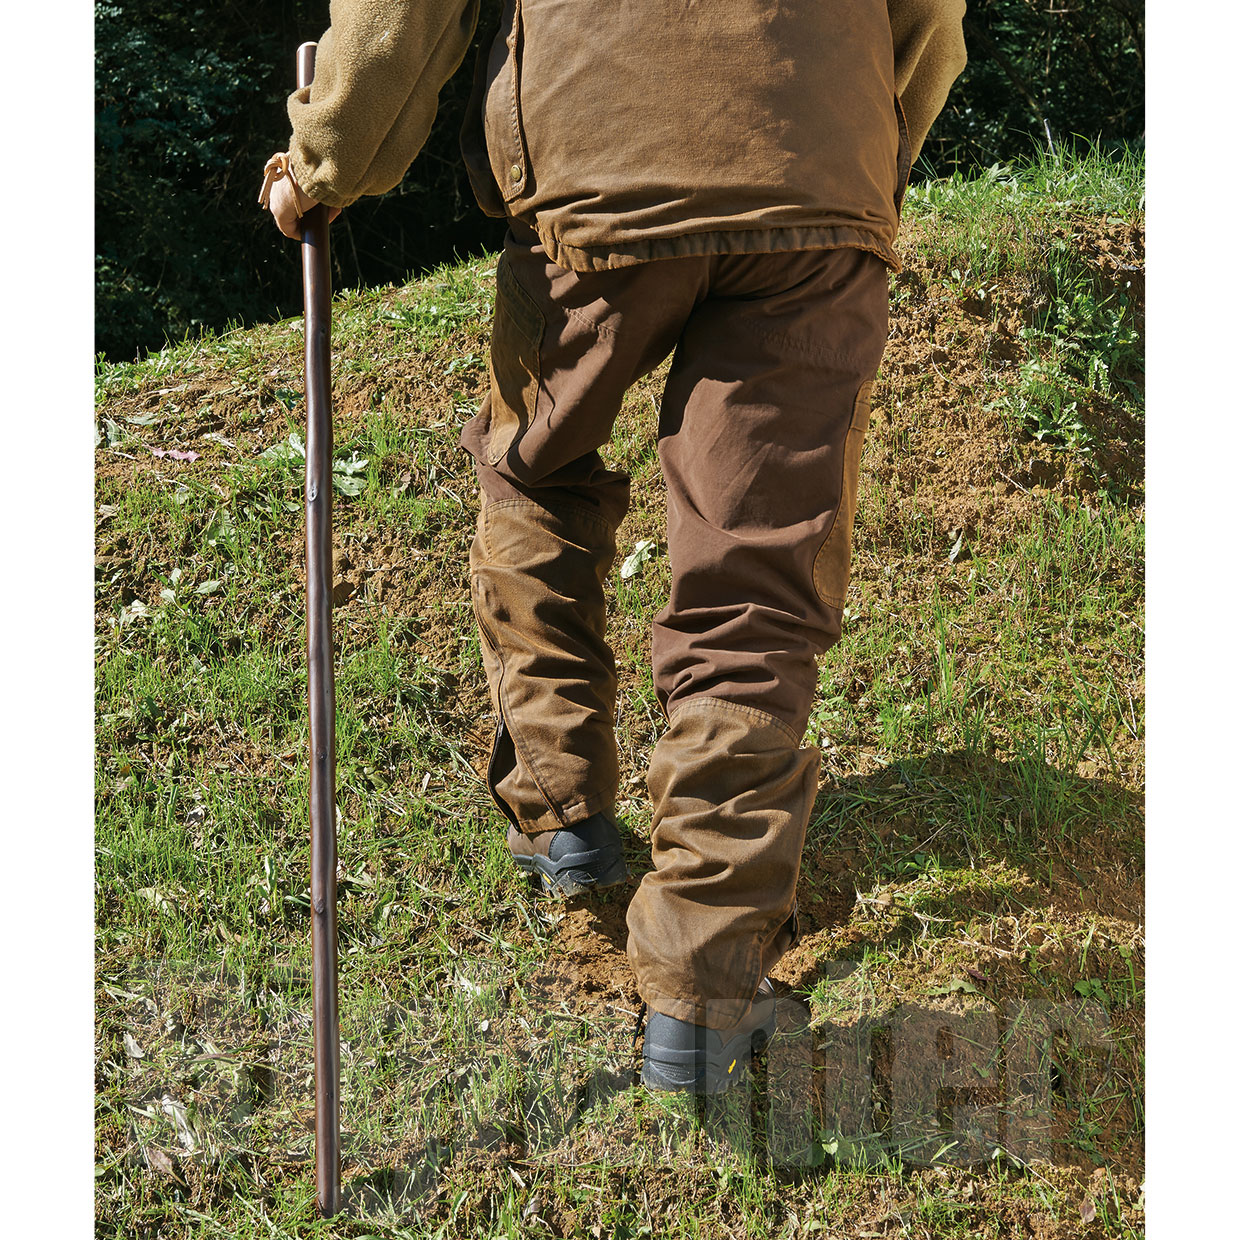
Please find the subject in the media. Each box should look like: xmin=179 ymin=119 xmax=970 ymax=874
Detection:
xmin=507 ymin=812 xmax=629 ymax=897
xmin=641 ymin=977 xmax=778 ymax=1094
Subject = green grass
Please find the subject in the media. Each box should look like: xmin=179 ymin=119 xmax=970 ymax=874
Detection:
xmin=96 ymin=150 xmax=1144 ymax=1238
xmin=903 ymin=143 xmax=1144 ymax=279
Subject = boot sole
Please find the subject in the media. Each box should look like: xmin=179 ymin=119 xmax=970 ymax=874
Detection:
xmin=641 ymin=1013 xmax=776 ymax=1095
xmin=512 ymin=847 xmax=629 ymax=898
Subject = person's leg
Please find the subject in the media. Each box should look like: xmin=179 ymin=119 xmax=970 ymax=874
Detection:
xmin=461 ymin=222 xmax=707 ymax=871
xmin=628 ymin=246 xmax=891 ymax=1036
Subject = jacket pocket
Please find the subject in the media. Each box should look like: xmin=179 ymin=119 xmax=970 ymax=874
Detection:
xmin=484 ymin=0 xmax=530 ymax=205
xmin=813 ymin=380 xmax=874 ymax=609
xmin=485 ymin=253 xmax=544 ymax=466
xmin=893 ymin=92 xmax=912 ymax=216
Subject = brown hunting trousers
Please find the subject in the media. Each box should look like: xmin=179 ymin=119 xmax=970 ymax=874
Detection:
xmin=461 ymin=221 xmax=889 ymax=1027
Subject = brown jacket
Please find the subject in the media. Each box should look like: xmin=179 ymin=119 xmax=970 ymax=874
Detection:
xmin=288 ymin=1 xmax=966 ymax=271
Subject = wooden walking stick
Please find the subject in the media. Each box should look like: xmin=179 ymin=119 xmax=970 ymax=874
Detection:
xmin=296 ymin=40 xmax=341 ymax=1218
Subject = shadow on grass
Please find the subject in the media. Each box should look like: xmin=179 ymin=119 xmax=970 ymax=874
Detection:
xmin=787 ymin=746 xmax=1143 ymax=989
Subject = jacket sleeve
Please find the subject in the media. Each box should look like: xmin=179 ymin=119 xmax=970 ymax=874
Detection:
xmin=287 ymin=0 xmax=481 ymax=208
xmin=887 ymin=0 xmax=968 ymax=163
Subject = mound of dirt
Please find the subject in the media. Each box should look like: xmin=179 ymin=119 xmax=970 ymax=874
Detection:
xmin=869 ymin=214 xmax=1144 ymax=559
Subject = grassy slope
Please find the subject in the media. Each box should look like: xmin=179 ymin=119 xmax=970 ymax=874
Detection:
xmin=95 ymin=149 xmax=1144 ymax=1239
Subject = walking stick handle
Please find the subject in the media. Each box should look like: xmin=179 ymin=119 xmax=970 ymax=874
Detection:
xmin=297 ymin=41 xmax=317 ymax=92
xmin=296 ymin=36 xmax=340 ymax=1220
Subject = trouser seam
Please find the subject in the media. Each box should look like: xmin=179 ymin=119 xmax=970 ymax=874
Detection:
xmin=471 ymin=598 xmax=568 ymax=831
xmin=667 ymin=695 xmax=802 ymax=747
xmin=472 ymin=499 xmax=621 ymax=834
xmin=563 ymin=303 xmax=619 ymax=339
xmin=480 ymin=494 xmax=617 ymax=540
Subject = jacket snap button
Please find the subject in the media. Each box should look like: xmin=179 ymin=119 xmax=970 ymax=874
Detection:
xmin=509 ymin=164 xmax=522 ymax=183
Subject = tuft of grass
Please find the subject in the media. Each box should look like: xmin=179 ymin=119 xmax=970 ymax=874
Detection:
xmin=904 ymin=142 xmax=1144 ymax=280
xmin=905 ymin=142 xmax=1143 ymax=469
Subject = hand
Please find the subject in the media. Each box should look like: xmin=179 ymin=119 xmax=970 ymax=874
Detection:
xmin=261 ymin=154 xmax=342 ymax=240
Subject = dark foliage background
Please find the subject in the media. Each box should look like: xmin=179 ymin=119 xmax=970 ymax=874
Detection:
xmin=96 ymin=0 xmax=1143 ymax=361
xmin=923 ymin=0 xmax=1144 ymax=170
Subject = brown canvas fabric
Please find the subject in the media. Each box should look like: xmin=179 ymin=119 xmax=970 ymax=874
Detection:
xmin=470 ymin=497 xmax=622 ymax=833
xmin=463 ymin=220 xmax=890 ymax=740
xmin=626 ymin=698 xmax=819 ymax=1028
xmin=461 ymin=0 xmax=909 ymax=271
xmin=461 ymin=223 xmax=888 ymax=1019
xmin=288 ymin=1 xmax=967 ymax=265
xmin=651 ymin=252 xmax=889 ymax=737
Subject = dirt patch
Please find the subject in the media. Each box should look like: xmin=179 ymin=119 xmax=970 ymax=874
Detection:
xmin=871 ymin=214 xmax=1145 ymax=559
xmin=528 ymin=889 xmax=643 ymax=1021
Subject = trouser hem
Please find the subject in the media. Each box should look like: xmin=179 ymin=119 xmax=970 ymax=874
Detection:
xmin=639 ymin=982 xmax=758 ymax=1031
xmin=635 ymin=902 xmax=799 ymax=1031
xmin=509 ymin=785 xmax=618 ymax=836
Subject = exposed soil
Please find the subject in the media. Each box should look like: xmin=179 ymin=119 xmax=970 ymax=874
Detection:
xmin=871 ymin=214 xmax=1144 ymax=555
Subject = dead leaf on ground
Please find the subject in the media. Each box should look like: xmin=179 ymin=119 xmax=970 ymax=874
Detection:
xmin=144 ymin=1146 xmax=183 ymax=1182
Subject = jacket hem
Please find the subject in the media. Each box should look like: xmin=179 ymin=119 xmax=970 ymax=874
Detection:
xmin=530 ymin=222 xmax=902 ymax=275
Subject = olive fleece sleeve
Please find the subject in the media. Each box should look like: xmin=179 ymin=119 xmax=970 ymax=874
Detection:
xmin=888 ymin=0 xmax=969 ymax=162
xmin=287 ymin=0 xmax=480 ymax=208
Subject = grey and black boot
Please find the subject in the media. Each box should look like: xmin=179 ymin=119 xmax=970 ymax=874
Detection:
xmin=506 ymin=812 xmax=629 ymax=897
xmin=641 ymin=976 xmax=778 ymax=1093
